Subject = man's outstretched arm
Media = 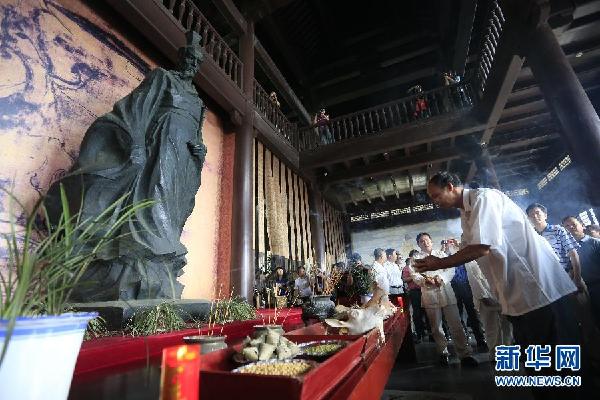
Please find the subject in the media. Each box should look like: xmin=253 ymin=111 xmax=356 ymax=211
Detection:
xmin=414 ymin=244 xmax=491 ymax=272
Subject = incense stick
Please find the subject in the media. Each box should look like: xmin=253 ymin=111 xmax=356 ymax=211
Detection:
xmin=219 ymin=289 xmax=235 ymax=335
xmin=211 ymin=285 xmax=223 ymax=335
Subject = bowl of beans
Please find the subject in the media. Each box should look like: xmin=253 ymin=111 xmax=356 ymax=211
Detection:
xmin=231 ymin=359 xmax=316 ymax=377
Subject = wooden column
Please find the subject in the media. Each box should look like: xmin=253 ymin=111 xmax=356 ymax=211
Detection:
xmin=525 ymin=14 xmax=600 ymax=201
xmin=230 ymin=19 xmax=255 ymax=300
xmin=308 ymin=184 xmax=326 ymax=269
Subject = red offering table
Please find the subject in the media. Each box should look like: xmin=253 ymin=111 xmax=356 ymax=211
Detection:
xmin=69 ymin=308 xmax=410 ymax=400
xmin=74 ymin=308 xmax=303 ymax=376
xmin=199 ymin=309 xmax=409 ymax=400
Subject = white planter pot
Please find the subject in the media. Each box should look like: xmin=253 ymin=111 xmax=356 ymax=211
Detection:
xmin=0 ymin=312 xmax=96 ymax=400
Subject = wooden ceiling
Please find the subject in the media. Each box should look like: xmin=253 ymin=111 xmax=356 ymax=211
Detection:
xmin=247 ymin=0 xmax=600 ymax=214
xmin=250 ymin=0 xmax=485 ymax=117
xmin=198 ymin=0 xmax=600 ymax=215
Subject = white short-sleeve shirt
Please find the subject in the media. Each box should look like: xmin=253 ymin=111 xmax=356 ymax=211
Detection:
xmin=412 ymin=250 xmax=457 ymax=308
xmin=384 ymin=261 xmax=404 ymax=292
xmin=460 ymin=188 xmax=576 ymax=316
xmin=371 ymin=261 xmax=390 ymax=294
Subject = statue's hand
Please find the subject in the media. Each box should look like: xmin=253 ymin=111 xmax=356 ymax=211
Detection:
xmin=130 ymin=146 xmax=146 ymax=165
xmin=187 ymin=141 xmax=207 ymax=159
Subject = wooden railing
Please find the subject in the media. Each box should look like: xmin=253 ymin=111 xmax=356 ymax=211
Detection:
xmin=161 ymin=0 xmax=243 ymax=89
xmin=475 ymin=0 xmax=505 ymax=94
xmin=297 ymin=81 xmax=477 ymax=151
xmin=253 ymin=80 xmax=300 ymax=148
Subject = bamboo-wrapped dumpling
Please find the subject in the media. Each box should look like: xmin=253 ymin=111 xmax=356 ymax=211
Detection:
xmin=258 ymin=342 xmax=276 ymax=360
xmin=266 ymin=330 xmax=280 ymax=346
xmin=276 ymin=345 xmax=292 ymax=360
xmin=242 ymin=346 xmax=259 ymax=362
xmin=289 ymin=343 xmax=300 ymax=356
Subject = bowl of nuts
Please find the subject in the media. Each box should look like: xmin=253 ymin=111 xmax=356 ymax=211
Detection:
xmin=231 ymin=359 xmax=316 ymax=377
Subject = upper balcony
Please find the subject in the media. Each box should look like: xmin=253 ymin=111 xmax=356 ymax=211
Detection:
xmin=103 ymin=0 xmax=600 ymax=207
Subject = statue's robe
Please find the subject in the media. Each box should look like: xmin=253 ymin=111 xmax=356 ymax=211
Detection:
xmin=46 ymin=68 xmax=206 ymax=300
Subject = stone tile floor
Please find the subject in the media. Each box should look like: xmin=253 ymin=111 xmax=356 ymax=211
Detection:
xmin=383 ymin=340 xmax=533 ymax=400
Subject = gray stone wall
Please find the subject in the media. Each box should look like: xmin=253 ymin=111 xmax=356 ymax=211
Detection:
xmin=351 ymin=218 xmax=462 ymax=264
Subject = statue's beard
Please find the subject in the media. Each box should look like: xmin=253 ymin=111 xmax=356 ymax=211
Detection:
xmin=180 ymin=69 xmax=196 ymax=80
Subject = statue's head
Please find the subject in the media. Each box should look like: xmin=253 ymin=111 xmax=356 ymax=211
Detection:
xmin=178 ymin=31 xmax=204 ymax=80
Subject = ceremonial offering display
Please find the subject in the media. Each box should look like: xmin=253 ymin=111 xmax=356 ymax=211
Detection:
xmin=234 ymin=328 xmax=300 ymax=363
xmin=232 ymin=359 xmax=316 ymax=376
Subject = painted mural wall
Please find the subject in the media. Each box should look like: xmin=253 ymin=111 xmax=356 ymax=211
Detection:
xmin=351 ymin=218 xmax=462 ymax=265
xmin=0 ymin=0 xmax=228 ymax=299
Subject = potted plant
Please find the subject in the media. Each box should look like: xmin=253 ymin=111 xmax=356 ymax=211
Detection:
xmin=0 ymin=186 xmax=151 ymax=400
xmin=349 ymin=265 xmax=375 ymax=305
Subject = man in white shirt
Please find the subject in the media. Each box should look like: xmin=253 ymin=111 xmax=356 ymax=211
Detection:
xmin=371 ymin=248 xmax=390 ymax=295
xmin=384 ymin=248 xmax=404 ymax=302
xmin=411 ymin=232 xmax=477 ymax=367
xmin=415 ymin=172 xmax=579 ymax=357
xmin=445 ymin=239 xmax=512 ymax=360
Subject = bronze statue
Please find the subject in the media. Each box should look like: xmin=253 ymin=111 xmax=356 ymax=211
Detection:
xmin=45 ymin=31 xmax=207 ymax=301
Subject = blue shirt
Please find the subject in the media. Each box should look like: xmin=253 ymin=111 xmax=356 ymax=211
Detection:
xmin=538 ymin=224 xmax=579 ymax=271
xmin=452 ymin=264 xmax=469 ymax=284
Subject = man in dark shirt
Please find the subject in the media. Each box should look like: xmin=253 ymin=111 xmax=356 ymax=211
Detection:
xmin=563 ymin=216 xmax=600 ymax=328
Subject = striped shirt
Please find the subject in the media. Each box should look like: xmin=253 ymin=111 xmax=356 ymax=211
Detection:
xmin=538 ymin=224 xmax=579 ymax=271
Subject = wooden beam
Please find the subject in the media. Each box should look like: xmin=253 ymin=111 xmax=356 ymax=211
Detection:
xmin=253 ymin=110 xmax=300 ymax=170
xmin=466 ymin=9 xmax=526 ymax=182
xmin=493 ymin=133 xmax=559 ymax=151
xmin=389 ymin=175 xmax=401 ymax=199
xmin=494 ymin=145 xmax=550 ymax=160
xmin=408 ymin=172 xmax=415 ymax=197
xmin=261 ymin=14 xmax=309 ymax=85
xmin=320 ymin=67 xmax=438 ymax=108
xmin=301 ymin=111 xmax=484 ymax=169
xmin=212 ymin=0 xmax=246 ymax=35
xmin=255 ymin=40 xmax=311 ymax=124
xmin=344 ymin=186 xmax=359 ymax=206
xmin=358 ymin=186 xmax=372 ymax=204
xmin=452 ymin=0 xmax=478 ymax=75
xmin=320 ymin=147 xmax=464 ymax=186
xmin=371 ymin=178 xmax=386 ymax=202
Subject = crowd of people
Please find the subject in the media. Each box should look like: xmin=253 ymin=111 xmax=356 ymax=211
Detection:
xmin=256 ymin=170 xmax=599 ymax=396
xmin=412 ymin=171 xmax=600 ymax=398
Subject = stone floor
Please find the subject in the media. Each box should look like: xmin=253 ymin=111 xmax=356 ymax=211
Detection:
xmin=383 ymin=339 xmax=534 ymax=400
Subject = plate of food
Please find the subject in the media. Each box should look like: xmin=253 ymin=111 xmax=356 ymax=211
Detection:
xmin=231 ymin=359 xmax=317 ymax=377
xmin=297 ymin=340 xmax=347 ymax=359
xmin=232 ymin=329 xmax=300 ymax=365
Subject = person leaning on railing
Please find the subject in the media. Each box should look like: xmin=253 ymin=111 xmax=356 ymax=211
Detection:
xmin=313 ymin=108 xmax=334 ymax=145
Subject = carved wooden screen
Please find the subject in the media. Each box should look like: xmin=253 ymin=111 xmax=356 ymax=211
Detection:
xmin=254 ymin=139 xmax=313 ymax=273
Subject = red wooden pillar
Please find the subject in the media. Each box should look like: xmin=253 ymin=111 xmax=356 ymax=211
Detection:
xmin=230 ymin=19 xmax=255 ymax=300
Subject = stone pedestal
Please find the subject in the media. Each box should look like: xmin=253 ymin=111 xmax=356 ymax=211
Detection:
xmin=70 ymin=299 xmax=212 ymax=331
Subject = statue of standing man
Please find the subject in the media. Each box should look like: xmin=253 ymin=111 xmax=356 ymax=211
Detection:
xmin=46 ymin=31 xmax=207 ymax=301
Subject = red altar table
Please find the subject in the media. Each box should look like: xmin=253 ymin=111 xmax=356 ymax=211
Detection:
xmin=69 ymin=308 xmax=410 ymax=400
xmin=74 ymin=308 xmax=303 ymax=376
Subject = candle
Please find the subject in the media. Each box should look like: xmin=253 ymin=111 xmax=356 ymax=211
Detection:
xmin=160 ymin=345 xmax=201 ymax=400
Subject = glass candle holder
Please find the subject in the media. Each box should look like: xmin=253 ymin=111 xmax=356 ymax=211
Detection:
xmin=160 ymin=344 xmax=201 ymax=400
